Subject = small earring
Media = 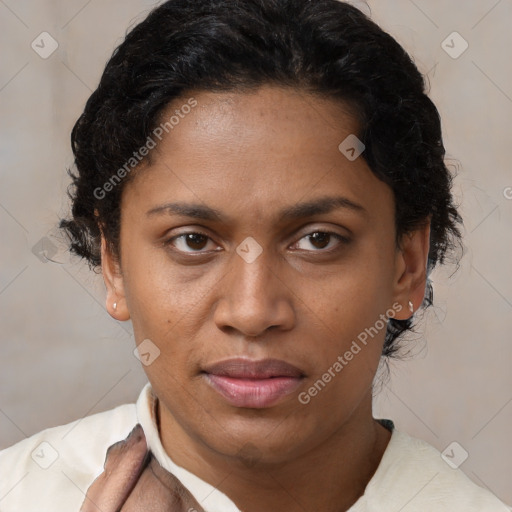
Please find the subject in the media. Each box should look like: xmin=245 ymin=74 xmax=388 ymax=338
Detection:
xmin=408 ymin=300 xmax=414 ymax=313
xmin=113 ymin=302 xmax=117 ymax=311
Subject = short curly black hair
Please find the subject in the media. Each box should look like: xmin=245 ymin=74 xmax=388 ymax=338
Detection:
xmin=60 ymin=0 xmax=463 ymax=358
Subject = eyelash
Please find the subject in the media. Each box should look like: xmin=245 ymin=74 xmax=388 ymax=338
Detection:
xmin=163 ymin=230 xmax=350 ymax=255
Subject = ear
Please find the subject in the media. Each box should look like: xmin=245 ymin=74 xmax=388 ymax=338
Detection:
xmin=101 ymin=235 xmax=130 ymax=321
xmin=391 ymin=221 xmax=431 ymax=320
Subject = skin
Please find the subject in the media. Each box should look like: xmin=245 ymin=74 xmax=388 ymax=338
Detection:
xmin=101 ymin=85 xmax=430 ymax=512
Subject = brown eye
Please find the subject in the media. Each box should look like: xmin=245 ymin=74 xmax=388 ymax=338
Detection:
xmin=308 ymin=232 xmax=330 ymax=249
xmin=184 ymin=233 xmax=208 ymax=250
xmin=166 ymin=232 xmax=216 ymax=253
xmin=294 ymin=231 xmax=349 ymax=252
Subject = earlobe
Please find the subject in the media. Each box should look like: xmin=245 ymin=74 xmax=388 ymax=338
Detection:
xmin=391 ymin=222 xmax=431 ymax=320
xmin=101 ymin=235 xmax=131 ymax=321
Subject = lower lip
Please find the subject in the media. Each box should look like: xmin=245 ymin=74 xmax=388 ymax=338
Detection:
xmin=204 ymin=374 xmax=303 ymax=408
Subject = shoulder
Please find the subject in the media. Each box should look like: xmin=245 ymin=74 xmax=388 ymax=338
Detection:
xmin=362 ymin=427 xmax=510 ymax=511
xmin=0 ymin=402 xmax=138 ymax=512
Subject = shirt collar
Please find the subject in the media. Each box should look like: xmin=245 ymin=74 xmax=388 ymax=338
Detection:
xmin=135 ymin=382 xmax=400 ymax=512
xmin=135 ymin=382 xmax=241 ymax=512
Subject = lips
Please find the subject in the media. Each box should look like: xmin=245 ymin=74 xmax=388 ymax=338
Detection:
xmin=202 ymin=358 xmax=305 ymax=408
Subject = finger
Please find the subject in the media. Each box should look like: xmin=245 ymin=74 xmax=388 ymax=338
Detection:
xmin=122 ymin=455 xmax=206 ymax=511
xmin=80 ymin=424 xmax=149 ymax=512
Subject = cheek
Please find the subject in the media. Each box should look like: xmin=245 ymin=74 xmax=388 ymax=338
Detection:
xmin=120 ymin=248 xmax=223 ymax=382
xmin=313 ymin=261 xmax=393 ymax=337
xmin=120 ymin=241 xmax=199 ymax=328
xmin=298 ymin=281 xmax=388 ymax=413
xmin=300 ymin=252 xmax=396 ymax=382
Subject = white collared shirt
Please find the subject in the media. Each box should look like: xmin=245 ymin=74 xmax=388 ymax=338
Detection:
xmin=0 ymin=382 xmax=509 ymax=511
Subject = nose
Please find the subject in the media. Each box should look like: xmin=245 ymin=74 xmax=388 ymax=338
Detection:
xmin=212 ymin=245 xmax=296 ymax=338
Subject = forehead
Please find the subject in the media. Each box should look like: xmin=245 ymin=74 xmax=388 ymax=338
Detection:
xmin=155 ymin=86 xmax=361 ymax=158
xmin=122 ymin=85 xmax=394 ymax=225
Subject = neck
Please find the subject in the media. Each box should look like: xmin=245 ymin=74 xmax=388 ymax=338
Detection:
xmin=157 ymin=395 xmax=391 ymax=512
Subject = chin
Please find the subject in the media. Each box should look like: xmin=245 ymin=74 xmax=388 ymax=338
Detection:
xmin=199 ymin=413 xmax=320 ymax=467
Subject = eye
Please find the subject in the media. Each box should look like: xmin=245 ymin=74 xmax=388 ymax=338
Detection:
xmin=166 ymin=232 xmax=219 ymax=253
xmin=292 ymin=231 xmax=350 ymax=252
xmin=164 ymin=229 xmax=350 ymax=255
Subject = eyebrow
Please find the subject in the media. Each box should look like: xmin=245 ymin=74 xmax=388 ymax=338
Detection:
xmin=146 ymin=195 xmax=367 ymax=222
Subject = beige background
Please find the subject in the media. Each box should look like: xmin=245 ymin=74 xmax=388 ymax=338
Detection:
xmin=1 ymin=0 xmax=511 ymax=505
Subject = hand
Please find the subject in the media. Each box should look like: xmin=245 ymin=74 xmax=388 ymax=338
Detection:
xmin=80 ymin=424 xmax=149 ymax=512
xmin=79 ymin=423 xmax=206 ymax=511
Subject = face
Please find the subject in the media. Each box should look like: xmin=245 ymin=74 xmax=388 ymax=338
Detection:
xmin=103 ymin=85 xmax=428 ymax=466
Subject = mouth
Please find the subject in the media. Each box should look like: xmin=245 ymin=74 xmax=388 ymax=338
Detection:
xmin=201 ymin=357 xmax=305 ymax=409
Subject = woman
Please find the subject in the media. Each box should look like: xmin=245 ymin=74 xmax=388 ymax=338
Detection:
xmin=0 ymin=0 xmax=509 ymax=510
